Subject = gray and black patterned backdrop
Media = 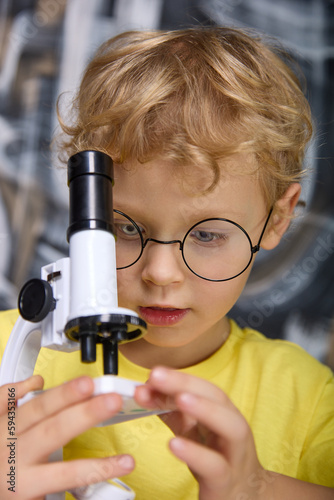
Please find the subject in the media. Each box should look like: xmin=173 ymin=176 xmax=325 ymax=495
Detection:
xmin=0 ymin=0 xmax=333 ymax=368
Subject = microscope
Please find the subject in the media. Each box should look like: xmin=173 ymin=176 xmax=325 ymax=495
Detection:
xmin=0 ymin=151 xmax=161 ymax=500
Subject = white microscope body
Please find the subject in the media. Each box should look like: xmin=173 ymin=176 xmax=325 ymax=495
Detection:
xmin=0 ymin=151 xmax=157 ymax=500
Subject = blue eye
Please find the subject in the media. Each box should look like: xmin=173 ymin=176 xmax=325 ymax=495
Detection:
xmin=191 ymin=230 xmax=227 ymax=243
xmin=192 ymin=230 xmax=214 ymax=242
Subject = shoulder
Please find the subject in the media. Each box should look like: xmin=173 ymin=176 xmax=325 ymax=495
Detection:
xmin=227 ymin=319 xmax=334 ymax=434
xmin=227 ymin=322 xmax=334 ymax=486
xmin=228 ymin=319 xmax=334 ymax=389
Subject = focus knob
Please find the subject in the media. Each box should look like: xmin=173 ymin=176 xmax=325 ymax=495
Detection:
xmin=18 ymin=278 xmax=56 ymax=322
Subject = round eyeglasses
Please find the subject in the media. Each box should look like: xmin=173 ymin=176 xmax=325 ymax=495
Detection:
xmin=113 ymin=208 xmax=273 ymax=282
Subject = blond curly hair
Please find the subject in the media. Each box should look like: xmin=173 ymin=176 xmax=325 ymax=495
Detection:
xmin=57 ymin=27 xmax=312 ymax=208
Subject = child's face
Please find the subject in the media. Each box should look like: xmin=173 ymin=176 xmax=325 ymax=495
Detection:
xmin=113 ymin=156 xmax=269 ymax=368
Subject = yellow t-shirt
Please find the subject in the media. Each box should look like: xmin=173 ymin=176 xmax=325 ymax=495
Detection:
xmin=0 ymin=309 xmax=333 ymax=499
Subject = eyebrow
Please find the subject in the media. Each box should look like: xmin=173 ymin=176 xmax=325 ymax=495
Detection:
xmin=113 ymin=206 xmax=249 ymax=226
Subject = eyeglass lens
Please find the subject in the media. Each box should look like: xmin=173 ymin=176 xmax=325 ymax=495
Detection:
xmin=113 ymin=211 xmax=253 ymax=281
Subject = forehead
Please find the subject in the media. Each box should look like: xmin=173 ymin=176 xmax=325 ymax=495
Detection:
xmin=113 ymin=155 xmax=266 ymax=224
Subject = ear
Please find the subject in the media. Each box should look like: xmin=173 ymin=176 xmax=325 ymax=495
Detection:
xmin=260 ymin=182 xmax=301 ymax=250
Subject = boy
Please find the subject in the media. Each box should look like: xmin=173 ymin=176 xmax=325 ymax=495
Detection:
xmin=0 ymin=27 xmax=333 ymax=499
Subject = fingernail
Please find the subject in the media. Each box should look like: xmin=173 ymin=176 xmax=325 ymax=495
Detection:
xmin=28 ymin=375 xmax=44 ymax=389
xmin=178 ymin=393 xmax=197 ymax=406
xmin=76 ymin=377 xmax=93 ymax=395
xmin=137 ymin=386 xmax=151 ymax=403
xmin=170 ymin=437 xmax=185 ymax=452
xmin=104 ymin=394 xmax=121 ymax=411
xmin=151 ymin=367 xmax=168 ymax=382
xmin=118 ymin=455 xmax=134 ymax=470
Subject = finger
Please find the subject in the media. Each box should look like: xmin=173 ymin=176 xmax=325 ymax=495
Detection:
xmin=0 ymin=375 xmax=44 ymax=415
xmin=134 ymin=384 xmax=178 ymax=411
xmin=176 ymin=392 xmax=248 ymax=438
xmin=169 ymin=436 xmax=227 ymax=483
xmin=20 ymin=392 xmax=123 ymax=462
xmin=135 ymin=367 xmax=231 ymax=412
xmin=17 ymin=376 xmax=95 ymax=434
xmin=135 ymin=385 xmax=202 ymax=438
xmin=23 ymin=455 xmax=135 ymax=498
xmin=147 ymin=367 xmax=230 ymax=406
xmin=175 ymin=392 xmax=252 ymax=463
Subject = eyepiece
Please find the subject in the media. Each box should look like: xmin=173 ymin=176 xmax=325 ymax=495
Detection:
xmin=67 ymin=150 xmax=114 ymax=240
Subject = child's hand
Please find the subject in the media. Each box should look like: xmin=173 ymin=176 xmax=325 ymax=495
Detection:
xmin=135 ymin=367 xmax=271 ymax=500
xmin=0 ymin=375 xmax=135 ymax=500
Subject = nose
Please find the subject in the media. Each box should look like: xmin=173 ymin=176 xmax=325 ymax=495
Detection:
xmin=141 ymin=239 xmax=185 ymax=286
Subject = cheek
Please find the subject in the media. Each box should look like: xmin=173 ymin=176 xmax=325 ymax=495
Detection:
xmin=116 ymin=269 xmax=137 ymax=304
xmin=196 ymin=272 xmax=251 ymax=316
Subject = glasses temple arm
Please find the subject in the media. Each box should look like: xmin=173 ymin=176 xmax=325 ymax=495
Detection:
xmin=252 ymin=207 xmax=274 ymax=253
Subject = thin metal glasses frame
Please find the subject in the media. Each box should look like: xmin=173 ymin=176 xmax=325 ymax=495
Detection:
xmin=114 ymin=208 xmax=273 ymax=282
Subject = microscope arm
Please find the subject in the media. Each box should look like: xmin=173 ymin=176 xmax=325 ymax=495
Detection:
xmin=0 ymin=316 xmax=42 ymax=385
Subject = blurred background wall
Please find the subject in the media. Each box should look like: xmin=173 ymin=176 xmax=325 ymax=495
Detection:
xmin=0 ymin=0 xmax=333 ymax=368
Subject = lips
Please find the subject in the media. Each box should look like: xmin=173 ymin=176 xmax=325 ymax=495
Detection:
xmin=138 ymin=306 xmax=190 ymax=326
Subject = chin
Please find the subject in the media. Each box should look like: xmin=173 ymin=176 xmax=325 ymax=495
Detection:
xmin=143 ymin=329 xmax=197 ymax=348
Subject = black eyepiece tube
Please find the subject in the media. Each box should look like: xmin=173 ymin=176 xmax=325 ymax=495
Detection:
xmin=67 ymin=150 xmax=114 ymax=241
xmin=64 ymin=150 xmax=147 ymax=374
